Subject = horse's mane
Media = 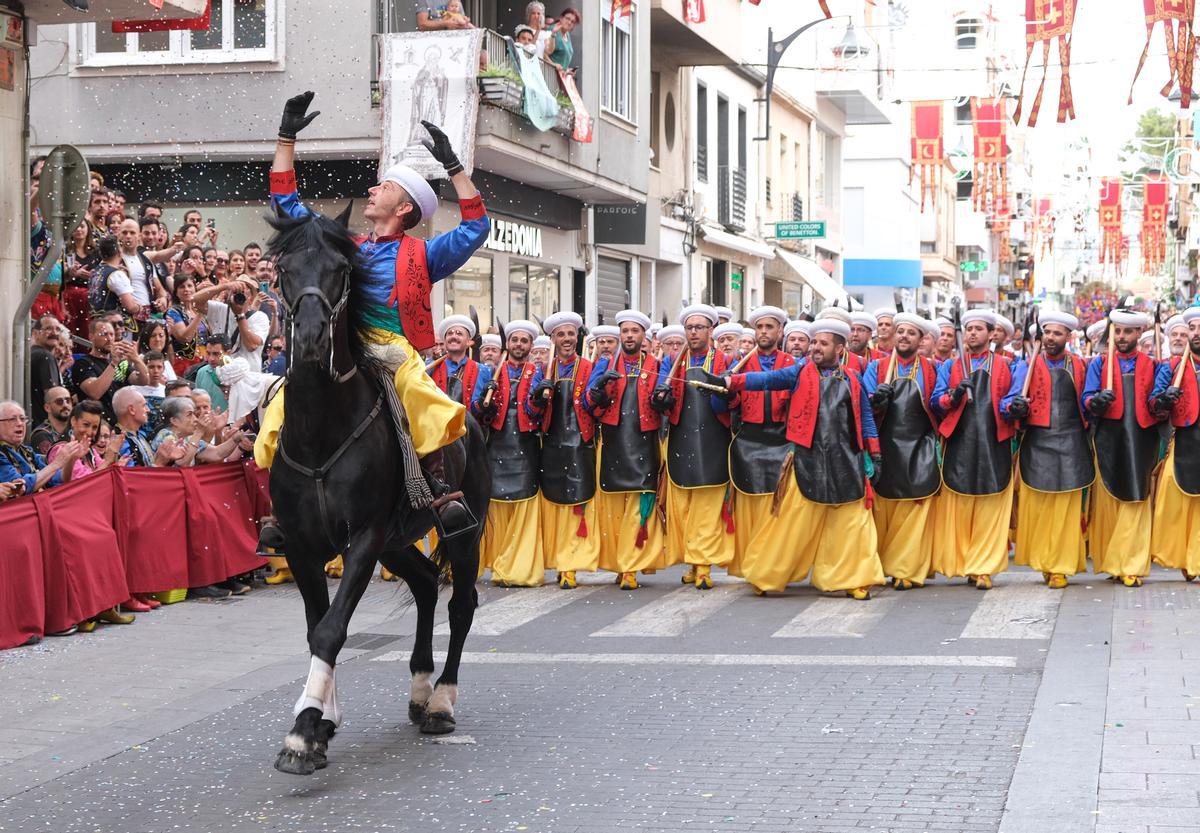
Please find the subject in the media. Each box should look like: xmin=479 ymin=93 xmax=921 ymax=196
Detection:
xmin=266 ymin=209 xmax=389 ymax=378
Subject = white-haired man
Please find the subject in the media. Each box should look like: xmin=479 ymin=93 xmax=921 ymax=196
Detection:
xmin=480 ymin=333 xmax=503 ymax=368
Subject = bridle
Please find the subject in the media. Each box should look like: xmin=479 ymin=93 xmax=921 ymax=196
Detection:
xmin=278 ymin=262 xmax=357 ymax=384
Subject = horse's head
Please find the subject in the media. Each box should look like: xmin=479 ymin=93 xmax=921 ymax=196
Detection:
xmin=268 ymin=202 xmax=358 ymax=377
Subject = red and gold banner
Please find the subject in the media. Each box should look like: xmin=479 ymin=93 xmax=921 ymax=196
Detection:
xmin=910 ymin=101 xmax=944 ymax=212
xmin=1140 ymin=173 xmax=1170 ymax=272
xmin=1129 ymin=0 xmax=1196 ymax=108
xmin=1099 ymin=177 xmax=1124 ymax=267
xmin=684 ymin=0 xmax=706 ymax=23
xmin=1015 ymin=0 xmax=1079 ymax=126
xmin=1031 ymin=197 xmax=1055 ymax=258
xmin=971 ymin=97 xmax=1007 ymax=213
xmin=991 ymin=194 xmax=1014 ymax=264
xmin=610 ymin=0 xmax=632 ymax=21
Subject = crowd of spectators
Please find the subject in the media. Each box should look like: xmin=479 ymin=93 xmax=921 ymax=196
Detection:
xmin=5 ymin=159 xmax=288 ymax=635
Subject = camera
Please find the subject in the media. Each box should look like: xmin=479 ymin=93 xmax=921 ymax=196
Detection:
xmin=232 ymin=291 xmax=247 ymax=306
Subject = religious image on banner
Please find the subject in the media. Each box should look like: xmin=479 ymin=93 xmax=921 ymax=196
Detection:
xmin=1015 ymin=0 xmax=1078 ymax=126
xmin=1129 ymin=0 xmax=1195 ymax=108
xmin=910 ymin=101 xmax=943 ymax=212
xmin=1099 ymin=177 xmax=1124 ymax=270
xmin=1141 ymin=173 xmax=1169 ymax=273
xmin=379 ymin=30 xmax=483 ymax=181
xmin=971 ymin=97 xmax=1007 ymax=214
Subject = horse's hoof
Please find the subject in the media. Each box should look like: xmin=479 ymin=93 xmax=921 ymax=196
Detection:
xmin=312 ymin=745 xmax=329 ymax=770
xmin=408 ymin=701 xmax=427 ymax=723
xmin=274 ymin=748 xmax=317 ymax=776
xmin=420 ymin=711 xmax=457 ymax=735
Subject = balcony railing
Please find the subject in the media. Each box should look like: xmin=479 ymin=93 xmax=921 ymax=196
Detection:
xmin=718 ymin=165 xmax=747 ymax=233
xmin=697 ymin=144 xmax=708 ymax=182
xmin=477 ymin=29 xmax=575 ymax=137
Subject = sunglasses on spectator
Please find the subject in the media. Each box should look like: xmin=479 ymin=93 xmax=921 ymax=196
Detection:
xmin=268 ymin=344 xmax=284 ymax=351
xmin=51 ymin=396 xmax=71 ymax=404
xmin=217 ymin=258 xmax=229 ymax=263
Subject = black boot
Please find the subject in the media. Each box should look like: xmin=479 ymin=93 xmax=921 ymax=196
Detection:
xmin=420 ymin=449 xmax=476 ymax=538
xmin=258 ymin=515 xmax=285 ymax=555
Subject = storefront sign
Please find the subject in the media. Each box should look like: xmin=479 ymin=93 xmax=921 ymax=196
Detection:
xmin=594 ymin=203 xmax=647 ymax=245
xmin=774 ymin=220 xmax=826 ymax=240
xmin=486 ymin=218 xmax=544 ymax=258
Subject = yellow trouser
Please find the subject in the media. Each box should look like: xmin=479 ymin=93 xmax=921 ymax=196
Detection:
xmin=540 ymin=496 xmax=600 ymax=573
xmin=1091 ymin=477 xmax=1152 ymax=578
xmin=596 ymin=489 xmax=666 ymax=574
xmin=932 ymin=480 xmax=1014 ymax=578
xmin=873 ymin=495 xmax=935 ymax=585
xmin=1151 ymin=445 xmax=1200 ymax=574
xmin=254 ymin=331 xmax=466 ymax=470
xmin=665 ymin=479 xmax=733 ymax=568
xmin=729 ymin=491 xmax=775 ymax=578
xmin=1014 ymin=485 xmax=1088 ymax=576
xmin=484 ymin=497 xmax=544 ymax=586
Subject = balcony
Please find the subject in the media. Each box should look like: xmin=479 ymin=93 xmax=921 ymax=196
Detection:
xmin=649 ymin=0 xmax=742 ymax=66
xmin=21 ymin=0 xmax=205 ymax=24
xmin=717 ymin=165 xmax=747 ymax=233
xmin=477 ymin=29 xmax=575 ymax=138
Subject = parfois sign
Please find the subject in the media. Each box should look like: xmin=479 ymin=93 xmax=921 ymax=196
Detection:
xmin=486 ymin=218 xmax=544 ymax=258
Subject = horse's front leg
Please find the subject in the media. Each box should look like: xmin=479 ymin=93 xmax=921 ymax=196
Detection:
xmin=423 ymin=534 xmax=480 ymax=735
xmin=380 ymin=546 xmax=440 ymax=722
xmin=275 ymin=527 xmax=383 ymax=775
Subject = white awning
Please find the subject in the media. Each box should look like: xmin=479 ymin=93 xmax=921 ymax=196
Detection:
xmin=699 ymin=225 xmax=776 ymax=260
xmin=774 ymin=247 xmax=847 ymax=304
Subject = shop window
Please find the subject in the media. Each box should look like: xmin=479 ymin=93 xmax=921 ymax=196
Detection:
xmin=510 ymin=263 xmax=560 ymax=323
xmin=444 ymin=256 xmax=494 ymax=329
xmin=955 ymin=17 xmax=980 ymax=49
xmin=702 ymin=258 xmax=728 ymax=308
xmin=81 ymin=0 xmax=278 ymax=67
xmin=602 ymin=6 xmax=636 ymax=122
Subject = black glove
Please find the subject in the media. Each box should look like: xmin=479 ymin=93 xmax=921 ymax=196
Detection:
xmin=588 ymin=370 xmax=621 ymax=407
xmin=869 ymin=453 xmax=884 ymax=485
xmin=1007 ymin=396 xmax=1030 ymax=419
xmin=533 ymin=379 xmax=555 ymax=406
xmin=1161 ymin=386 xmax=1183 ymax=407
xmin=869 ymin=383 xmax=894 ymax=409
xmin=279 ymin=91 xmax=320 ymax=140
xmin=650 ymin=386 xmax=675 ymax=413
xmin=420 ymin=120 xmax=463 ymax=176
xmin=698 ymin=370 xmax=735 ymax=402
xmin=1088 ymin=389 xmax=1116 ymax=417
xmin=949 ymin=379 xmax=971 ymax=406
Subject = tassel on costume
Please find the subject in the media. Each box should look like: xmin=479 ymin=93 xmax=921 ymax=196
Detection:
xmin=574 ymin=503 xmax=588 ymax=537
xmin=635 ymin=492 xmax=655 ymax=549
xmin=771 ymin=449 xmax=795 ymax=516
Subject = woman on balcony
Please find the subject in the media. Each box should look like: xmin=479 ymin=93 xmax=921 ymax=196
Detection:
xmin=546 ymin=6 xmax=580 ymax=73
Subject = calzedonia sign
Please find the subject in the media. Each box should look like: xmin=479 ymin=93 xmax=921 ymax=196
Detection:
xmin=486 ymin=218 xmax=544 ymax=258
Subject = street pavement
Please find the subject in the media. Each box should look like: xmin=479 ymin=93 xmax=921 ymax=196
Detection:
xmin=2 ymin=564 xmax=1200 ymax=833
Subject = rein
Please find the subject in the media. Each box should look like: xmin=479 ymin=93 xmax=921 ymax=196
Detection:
xmin=279 ymin=265 xmax=357 ymax=385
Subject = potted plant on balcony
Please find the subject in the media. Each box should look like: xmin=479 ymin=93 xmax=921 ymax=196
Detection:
xmin=478 ymin=65 xmax=523 ymax=112
xmin=552 ymin=92 xmax=574 ymax=135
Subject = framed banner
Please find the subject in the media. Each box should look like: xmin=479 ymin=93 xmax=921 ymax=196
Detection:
xmin=379 ymin=30 xmax=483 ymax=181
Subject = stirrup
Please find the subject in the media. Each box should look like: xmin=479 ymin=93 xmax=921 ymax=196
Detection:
xmin=431 ymin=496 xmax=479 ymax=541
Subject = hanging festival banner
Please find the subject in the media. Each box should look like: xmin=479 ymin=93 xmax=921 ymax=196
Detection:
xmin=971 ymin=97 xmax=1007 ymax=214
xmin=1030 ymin=197 xmax=1055 ymax=259
xmin=991 ymin=193 xmax=1014 ymax=264
xmin=1014 ymin=0 xmax=1079 ymax=127
xmin=910 ymin=101 xmax=944 ymax=212
xmin=1099 ymin=177 xmax=1124 ymax=268
xmin=611 ymin=0 xmax=632 ymax=22
xmin=1129 ymin=0 xmax=1196 ymax=107
xmin=1141 ymin=173 xmax=1170 ymax=272
xmin=684 ymin=0 xmax=706 ymax=22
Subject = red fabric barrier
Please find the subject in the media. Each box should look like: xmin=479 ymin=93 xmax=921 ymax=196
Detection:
xmin=0 ymin=499 xmax=46 ymax=649
xmin=36 ymin=471 xmax=129 ymax=635
xmin=0 ymin=461 xmax=269 ymax=650
xmin=181 ymin=465 xmax=267 ymax=588
xmin=113 ymin=467 xmax=190 ymax=594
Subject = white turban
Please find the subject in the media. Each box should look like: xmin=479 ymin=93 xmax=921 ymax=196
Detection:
xmin=812 ymin=319 xmax=852 ymax=340
xmin=1039 ymin=310 xmax=1079 ymax=332
xmin=615 ymin=309 xmax=652 ymax=330
xmin=543 ymin=311 xmax=583 ymax=334
xmin=480 ymin=333 xmax=502 ymax=348
xmin=505 ymin=319 xmax=539 ymax=340
xmin=679 ymin=304 xmax=719 ymax=326
xmin=712 ymin=322 xmax=743 ymax=341
xmin=437 ymin=314 xmax=476 ymax=341
xmin=380 ymin=163 xmax=438 ymax=221
xmin=747 ymin=306 xmax=787 ymax=327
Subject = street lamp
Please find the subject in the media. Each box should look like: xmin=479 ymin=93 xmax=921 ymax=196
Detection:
xmin=832 ymin=21 xmax=870 ymax=60
xmin=756 ymin=15 xmax=841 ymax=142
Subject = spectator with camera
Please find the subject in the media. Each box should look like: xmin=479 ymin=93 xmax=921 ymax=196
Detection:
xmin=193 ymin=276 xmax=270 ymax=370
xmin=72 ymin=316 xmax=148 ymax=425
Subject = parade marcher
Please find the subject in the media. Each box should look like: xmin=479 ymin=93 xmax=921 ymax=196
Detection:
xmin=724 ymin=318 xmax=885 ymax=599
xmin=531 ymin=335 xmax=551 ymax=370
xmin=650 ymin=304 xmax=734 ymax=590
xmin=784 ymin=320 xmax=811 ymax=359
xmin=258 ymin=91 xmax=486 ymax=536
xmin=713 ymin=322 xmax=742 ymax=359
xmin=873 ymin=308 xmax=897 ymax=358
xmin=428 ymin=314 xmax=492 ymax=408
xmin=590 ymin=325 xmax=619 ymax=361
xmin=725 ymin=306 xmax=795 ymax=587
xmin=934 ymin=316 xmax=957 ymax=365
xmin=1150 ymin=307 xmax=1200 ymax=579
xmin=1085 ymin=320 xmax=1107 ymax=357
xmin=1167 ymin=314 xmax=1189 ymax=358
xmin=657 ymin=324 xmax=685 ymax=360
xmin=480 ymin=333 xmax=502 ymax=368
xmin=527 ymin=312 xmax=598 ymax=589
xmin=992 ymin=314 xmax=1017 ymax=358
xmin=931 ymin=309 xmax=1017 ymax=590
xmin=474 ymin=320 xmax=543 ymax=586
xmin=862 ymin=313 xmax=940 ymax=590
xmin=1004 ymin=311 xmax=1093 ymax=588
xmin=820 ymin=308 xmax=868 ymax=374
xmin=848 ymin=311 xmax=877 ymax=366
xmin=739 ymin=328 xmax=757 ymax=357
xmin=1138 ymin=330 xmax=1156 ymax=357
xmin=715 ymin=305 xmax=735 ymax=325
xmin=1082 ymin=309 xmax=1158 ymax=586
xmin=586 ymin=310 xmax=665 ymax=589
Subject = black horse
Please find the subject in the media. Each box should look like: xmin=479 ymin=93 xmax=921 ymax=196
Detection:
xmin=266 ymin=203 xmax=490 ymax=776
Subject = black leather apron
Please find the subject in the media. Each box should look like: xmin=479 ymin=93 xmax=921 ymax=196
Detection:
xmin=1175 ymin=418 xmax=1200 ymax=496
xmin=666 ymin=365 xmax=731 ymax=488
xmin=941 ymin=368 xmax=1012 ymax=496
xmin=1019 ymin=366 xmax=1094 ymax=493
xmin=540 ymin=377 xmax=596 ymax=504
xmin=730 ymin=420 xmax=790 ymax=495
xmin=600 ymin=376 xmax=659 ymax=493
xmin=445 ymin=366 xmax=465 ymax=405
xmin=875 ymin=374 xmax=939 ymax=500
xmin=487 ymin=387 xmax=540 ymax=501
xmin=1094 ymin=372 xmax=1159 ymax=502
xmin=792 ymin=373 xmax=865 ymax=505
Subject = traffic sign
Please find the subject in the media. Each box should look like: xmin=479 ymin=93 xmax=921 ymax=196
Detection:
xmin=774 ymin=220 xmax=826 ymax=240
xmin=959 ymin=260 xmax=989 ymax=272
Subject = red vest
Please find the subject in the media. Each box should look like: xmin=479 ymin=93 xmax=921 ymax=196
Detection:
xmin=597 ymin=353 xmax=662 ymax=432
xmin=870 ymin=347 xmax=889 ymax=362
xmin=875 ymin=354 xmax=937 ymax=425
xmin=429 ymin=357 xmax=480 ymax=408
xmin=938 ymin=352 xmax=1016 ymax=442
xmin=842 ymin=351 xmax=867 ymax=375
xmin=490 ymin=360 xmax=538 ymax=433
xmin=667 ymin=349 xmax=733 ymax=427
xmin=387 ymin=235 xmax=435 ymax=351
xmin=1167 ymin=355 xmax=1200 ymax=428
xmin=785 ymin=363 xmax=868 ymax=450
xmin=1026 ymin=353 xmax=1087 ymax=428
xmin=738 ymin=350 xmax=794 ymax=424
xmin=1096 ymin=351 xmax=1157 ymax=429
xmin=541 ymin=356 xmax=596 ymax=442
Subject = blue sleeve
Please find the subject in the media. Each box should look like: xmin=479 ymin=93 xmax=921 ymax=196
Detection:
xmin=424 ymin=216 xmax=490 ymax=282
xmin=0 ymin=459 xmax=36 ymax=494
xmin=1082 ymin=355 xmax=1105 ymax=410
xmin=656 ymin=354 xmax=674 ymax=385
xmin=858 ymin=382 xmax=878 ymax=440
xmin=742 ymin=362 xmax=801 ymax=392
xmin=1001 ymin=360 xmax=1027 ymax=419
xmin=270 ymin=190 xmax=313 ymax=221
xmin=931 ymin=358 xmax=955 ymax=417
xmin=862 ymin=360 xmax=880 ymax=394
xmin=471 ymin=363 xmax=493 ymax=407
xmin=525 ymin=365 xmax=546 ymax=417
xmin=1151 ymin=360 xmax=1175 ymax=398
xmin=584 ymin=357 xmax=612 ymax=414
